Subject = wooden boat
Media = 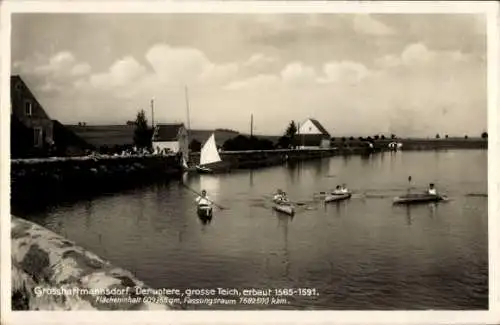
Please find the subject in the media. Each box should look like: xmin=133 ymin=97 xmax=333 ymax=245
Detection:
xmin=272 ymin=199 xmax=295 ymax=216
xmin=273 ymin=203 xmax=295 ymax=216
xmin=197 ymin=204 xmax=213 ymax=219
xmin=196 ymin=134 xmax=222 ymax=174
xmin=393 ymin=193 xmax=446 ymax=204
xmin=324 ymin=192 xmax=352 ymax=203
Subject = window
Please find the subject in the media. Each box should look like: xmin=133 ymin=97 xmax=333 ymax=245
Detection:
xmin=25 ymin=101 xmax=32 ymax=116
xmin=33 ymin=127 xmax=43 ymax=147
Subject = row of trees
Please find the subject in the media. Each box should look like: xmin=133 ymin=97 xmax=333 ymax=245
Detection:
xmin=434 ymin=132 xmax=488 ymax=139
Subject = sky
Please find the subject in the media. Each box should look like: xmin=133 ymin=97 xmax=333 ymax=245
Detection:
xmin=11 ymin=13 xmax=487 ymax=137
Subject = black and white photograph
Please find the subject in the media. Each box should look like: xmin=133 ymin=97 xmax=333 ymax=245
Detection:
xmin=1 ymin=1 xmax=498 ymax=324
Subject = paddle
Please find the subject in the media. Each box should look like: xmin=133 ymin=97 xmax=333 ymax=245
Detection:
xmin=181 ymin=182 xmax=227 ymax=210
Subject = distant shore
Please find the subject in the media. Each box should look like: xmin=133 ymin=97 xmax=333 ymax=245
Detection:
xmin=330 ymin=137 xmax=487 ymax=151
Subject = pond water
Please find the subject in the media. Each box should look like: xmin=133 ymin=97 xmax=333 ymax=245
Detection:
xmin=20 ymin=150 xmax=488 ymax=310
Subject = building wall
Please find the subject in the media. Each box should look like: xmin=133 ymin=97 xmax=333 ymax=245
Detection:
xmin=297 ymin=134 xmax=330 ymax=148
xmin=153 ymin=141 xmax=180 ymax=153
xmin=320 ymin=138 xmax=330 ymax=148
xmin=11 ymin=76 xmax=54 ymax=150
xmin=298 ymin=119 xmax=322 ymax=135
xmin=177 ymin=127 xmax=189 ymax=160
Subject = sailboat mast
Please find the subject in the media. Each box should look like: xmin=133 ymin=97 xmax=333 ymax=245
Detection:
xmin=185 ymin=86 xmax=191 ymax=138
xmin=151 ymin=98 xmax=155 ymax=128
xmin=250 ymin=114 xmax=253 ymax=138
xmin=184 ymin=86 xmax=192 ymax=166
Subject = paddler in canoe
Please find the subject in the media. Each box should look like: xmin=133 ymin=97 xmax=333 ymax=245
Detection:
xmin=332 ymin=184 xmax=350 ymax=195
xmin=427 ymin=183 xmax=438 ymax=196
xmin=273 ymin=189 xmax=290 ymax=204
xmin=195 ymin=189 xmax=213 ymax=218
xmin=393 ymin=182 xmax=445 ymax=204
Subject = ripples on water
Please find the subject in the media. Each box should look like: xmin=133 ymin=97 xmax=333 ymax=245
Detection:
xmin=19 ymin=150 xmax=488 ymax=310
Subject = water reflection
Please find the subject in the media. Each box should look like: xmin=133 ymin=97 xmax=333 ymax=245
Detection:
xmin=249 ymin=169 xmax=254 ymax=187
xmin=199 ymin=175 xmax=221 ymax=200
xmin=400 ymin=202 xmax=439 ymax=225
xmin=276 ymin=214 xmax=292 ymax=279
xmin=198 ymin=213 xmax=213 ymax=226
xmin=286 ymin=161 xmax=299 ymax=184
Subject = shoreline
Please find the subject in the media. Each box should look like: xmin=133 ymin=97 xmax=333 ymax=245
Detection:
xmin=10 ymin=145 xmax=487 ymax=213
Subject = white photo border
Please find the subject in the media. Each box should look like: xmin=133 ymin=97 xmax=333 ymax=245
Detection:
xmin=1 ymin=1 xmax=498 ymax=324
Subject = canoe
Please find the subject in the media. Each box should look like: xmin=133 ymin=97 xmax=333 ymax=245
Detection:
xmin=197 ymin=205 xmax=213 ymax=219
xmin=324 ymin=193 xmax=352 ymax=203
xmin=273 ymin=203 xmax=295 ymax=216
xmin=393 ymin=193 xmax=446 ymax=204
xmin=196 ymin=165 xmax=214 ymax=174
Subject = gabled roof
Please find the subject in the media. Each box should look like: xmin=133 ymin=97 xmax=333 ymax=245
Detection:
xmin=307 ymin=118 xmax=330 ymax=137
xmin=153 ymin=123 xmax=185 ymax=142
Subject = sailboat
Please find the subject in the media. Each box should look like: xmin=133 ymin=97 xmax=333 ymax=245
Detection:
xmin=196 ymin=133 xmax=222 ymax=173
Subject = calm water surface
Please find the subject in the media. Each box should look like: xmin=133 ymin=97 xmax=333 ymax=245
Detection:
xmin=22 ymin=150 xmax=488 ymax=309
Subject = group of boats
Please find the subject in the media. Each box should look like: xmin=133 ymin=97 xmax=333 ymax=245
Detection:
xmin=270 ymin=187 xmax=447 ymax=217
xmin=191 ymin=133 xmax=447 ymax=219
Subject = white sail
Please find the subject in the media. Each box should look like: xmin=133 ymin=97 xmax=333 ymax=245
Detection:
xmin=200 ymin=133 xmax=222 ymax=166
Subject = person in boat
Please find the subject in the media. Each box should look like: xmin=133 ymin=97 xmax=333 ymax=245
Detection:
xmin=340 ymin=184 xmax=349 ymax=194
xmin=273 ymin=189 xmax=288 ymax=204
xmin=427 ymin=183 xmax=438 ymax=196
xmin=196 ymin=190 xmax=213 ymax=208
xmin=332 ymin=185 xmax=342 ymax=195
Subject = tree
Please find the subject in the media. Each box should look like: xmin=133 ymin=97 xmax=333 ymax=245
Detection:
xmin=374 ymin=135 xmax=380 ymax=140
xmin=277 ymin=136 xmax=291 ymax=149
xmin=464 ymin=135 xmax=468 ymax=139
xmin=381 ymin=135 xmax=386 ymax=140
xmin=341 ymin=137 xmax=346 ymax=142
xmin=391 ymin=134 xmax=396 ymax=139
xmin=445 ymin=134 xmax=449 ymax=139
xmin=349 ymin=136 xmax=354 ymax=141
xmin=435 ymin=133 xmax=440 ymax=139
xmin=481 ymin=132 xmax=488 ymax=139
xmin=133 ymin=109 xmax=152 ymax=149
xmin=189 ymin=139 xmax=202 ymax=152
xmin=285 ymin=121 xmax=298 ymax=138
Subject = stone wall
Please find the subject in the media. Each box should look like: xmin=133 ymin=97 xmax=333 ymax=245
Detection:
xmin=188 ymin=148 xmax=365 ymax=169
xmin=11 ymin=216 xmax=178 ymax=310
xmin=11 ymin=154 xmax=183 ymax=210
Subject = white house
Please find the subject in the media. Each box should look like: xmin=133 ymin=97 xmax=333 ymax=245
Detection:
xmin=297 ymin=118 xmax=331 ymax=149
xmin=152 ymin=123 xmax=189 ymax=160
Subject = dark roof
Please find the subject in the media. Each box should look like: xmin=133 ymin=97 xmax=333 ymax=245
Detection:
xmin=65 ymin=125 xmax=135 ymax=147
xmin=153 ymin=123 xmax=185 ymax=142
xmin=308 ymin=118 xmax=331 ymax=137
xmin=11 ymin=75 xmax=51 ymax=120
